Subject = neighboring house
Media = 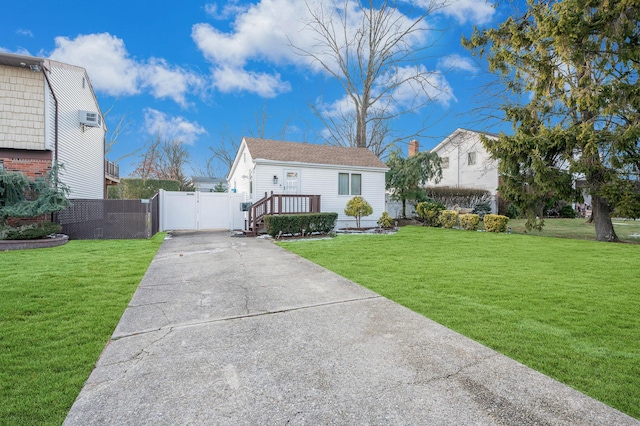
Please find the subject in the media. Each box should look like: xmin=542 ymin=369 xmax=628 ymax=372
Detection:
xmin=227 ymin=137 xmax=388 ymax=230
xmin=427 ymin=128 xmax=500 ymax=213
xmin=0 ymin=52 xmax=117 ymax=199
xmin=191 ymin=176 xmax=227 ymax=192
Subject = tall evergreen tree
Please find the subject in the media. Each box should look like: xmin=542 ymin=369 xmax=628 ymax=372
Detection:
xmin=464 ymin=0 xmax=640 ymax=241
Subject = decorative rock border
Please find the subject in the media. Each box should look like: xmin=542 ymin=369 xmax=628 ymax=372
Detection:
xmin=0 ymin=234 xmax=69 ymax=251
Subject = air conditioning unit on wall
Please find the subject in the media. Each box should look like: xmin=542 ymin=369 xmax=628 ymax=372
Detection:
xmin=79 ymin=110 xmax=102 ymax=127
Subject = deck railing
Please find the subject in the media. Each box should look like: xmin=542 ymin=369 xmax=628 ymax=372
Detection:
xmin=246 ymin=191 xmax=321 ymax=235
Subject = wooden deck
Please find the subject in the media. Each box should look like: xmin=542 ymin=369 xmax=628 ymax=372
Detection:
xmin=245 ymin=192 xmax=321 ymax=236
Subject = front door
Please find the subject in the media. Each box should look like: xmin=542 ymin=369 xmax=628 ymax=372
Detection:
xmin=284 ymin=170 xmax=300 ymax=194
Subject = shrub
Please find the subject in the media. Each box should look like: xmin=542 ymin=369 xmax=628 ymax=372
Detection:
xmin=424 ymin=187 xmax=492 ymax=210
xmin=484 ymin=214 xmax=509 ymax=232
xmin=438 ymin=210 xmax=459 ymax=228
xmin=459 ymin=214 xmax=480 ymax=231
xmin=559 ymin=205 xmax=577 ymax=218
xmin=472 ymin=202 xmax=492 ymax=219
xmin=264 ymin=213 xmax=338 ymax=237
xmin=416 ymin=200 xmax=445 ymax=227
xmin=377 ymin=211 xmax=394 ymax=228
xmin=505 ymin=203 xmax=521 ymax=219
xmin=0 ymin=221 xmax=62 ymax=240
xmin=344 ymin=196 xmax=373 ymax=228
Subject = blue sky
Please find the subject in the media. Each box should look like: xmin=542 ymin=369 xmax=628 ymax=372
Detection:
xmin=1 ymin=0 xmax=510 ymax=177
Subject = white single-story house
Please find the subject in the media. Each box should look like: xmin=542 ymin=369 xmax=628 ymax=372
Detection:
xmin=227 ymin=138 xmax=389 ymax=232
xmin=428 ymin=128 xmax=500 ymax=213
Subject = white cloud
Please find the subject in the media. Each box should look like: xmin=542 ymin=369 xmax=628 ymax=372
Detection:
xmin=212 ymin=66 xmax=290 ymax=98
xmin=438 ymin=54 xmax=479 ymax=73
xmin=0 ymin=46 xmax=32 ymax=56
xmin=204 ymin=1 xmax=248 ymax=20
xmin=437 ymin=0 xmax=495 ymax=25
xmin=49 ymin=33 xmax=204 ymax=107
xmin=192 ymin=0 xmax=429 ymax=97
xmin=16 ymin=29 xmax=33 ymax=37
xmin=143 ymin=108 xmax=207 ymax=145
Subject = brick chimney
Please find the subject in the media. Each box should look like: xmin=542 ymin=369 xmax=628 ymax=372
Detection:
xmin=408 ymin=140 xmax=419 ymax=157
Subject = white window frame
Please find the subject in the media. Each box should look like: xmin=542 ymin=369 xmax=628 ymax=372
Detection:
xmin=467 ymin=152 xmax=477 ymax=166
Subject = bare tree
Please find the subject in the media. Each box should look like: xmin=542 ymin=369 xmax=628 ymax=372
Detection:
xmin=131 ymin=134 xmax=193 ymax=190
xmin=102 ymin=103 xmax=136 ymax=162
xmin=207 ymin=104 xmax=294 ymax=175
xmin=293 ymin=0 xmax=449 ymax=157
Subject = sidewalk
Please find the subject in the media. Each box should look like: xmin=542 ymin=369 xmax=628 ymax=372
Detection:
xmin=64 ymin=231 xmax=638 ymax=425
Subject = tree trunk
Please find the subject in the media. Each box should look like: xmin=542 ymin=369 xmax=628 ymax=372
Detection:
xmin=592 ymin=194 xmax=619 ymax=242
xmin=402 ymin=198 xmax=407 ymax=218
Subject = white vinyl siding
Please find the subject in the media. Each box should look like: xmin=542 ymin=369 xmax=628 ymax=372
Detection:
xmin=428 ymin=129 xmax=499 ymax=213
xmin=48 ymin=64 xmax=105 ymax=198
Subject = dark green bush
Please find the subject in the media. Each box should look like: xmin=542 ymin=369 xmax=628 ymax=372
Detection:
xmin=559 ymin=205 xmax=577 ymax=218
xmin=505 ymin=203 xmax=521 ymax=219
xmin=264 ymin=213 xmax=338 ymax=237
xmin=108 ymin=178 xmax=181 ymax=199
xmin=0 ymin=222 xmax=62 ymax=240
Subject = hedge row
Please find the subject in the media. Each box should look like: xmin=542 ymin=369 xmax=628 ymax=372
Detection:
xmin=425 ymin=186 xmax=492 ymax=209
xmin=264 ymin=213 xmax=338 ymax=237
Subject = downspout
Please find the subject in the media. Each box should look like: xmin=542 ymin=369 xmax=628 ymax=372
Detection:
xmin=40 ymin=62 xmax=60 ymax=223
xmin=40 ymin=62 xmax=59 ymax=165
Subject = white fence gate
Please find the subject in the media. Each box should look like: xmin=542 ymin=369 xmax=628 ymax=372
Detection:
xmin=158 ymin=190 xmax=246 ymax=231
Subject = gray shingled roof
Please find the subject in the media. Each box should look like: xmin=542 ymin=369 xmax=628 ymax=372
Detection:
xmin=244 ymin=138 xmax=387 ymax=169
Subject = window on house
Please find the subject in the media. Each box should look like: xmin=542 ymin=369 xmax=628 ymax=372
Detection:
xmin=441 ymin=157 xmax=449 ymax=169
xmin=351 ymin=174 xmax=361 ymax=195
xmin=0 ymin=160 xmax=4 ymax=171
xmin=339 ymin=173 xmax=361 ymax=195
xmin=467 ymin=152 xmax=477 ymax=166
xmin=339 ymin=173 xmax=349 ymax=195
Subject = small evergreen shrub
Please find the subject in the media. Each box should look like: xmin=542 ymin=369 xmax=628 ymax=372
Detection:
xmin=416 ymin=200 xmax=445 ymax=227
xmin=472 ymin=202 xmax=492 ymax=220
xmin=559 ymin=205 xmax=577 ymax=218
xmin=0 ymin=222 xmax=62 ymax=240
xmin=459 ymin=214 xmax=480 ymax=231
xmin=438 ymin=210 xmax=459 ymax=228
xmin=377 ymin=211 xmax=394 ymax=228
xmin=344 ymin=196 xmax=373 ymax=228
xmin=264 ymin=213 xmax=338 ymax=237
xmin=505 ymin=203 xmax=521 ymax=219
xmin=484 ymin=214 xmax=509 ymax=232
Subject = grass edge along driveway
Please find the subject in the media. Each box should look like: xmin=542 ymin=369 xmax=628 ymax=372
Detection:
xmin=278 ymin=226 xmax=640 ymax=419
xmin=0 ymin=233 xmax=165 ymax=425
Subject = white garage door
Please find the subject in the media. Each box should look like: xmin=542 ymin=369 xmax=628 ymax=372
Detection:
xmin=159 ymin=190 xmax=246 ymax=231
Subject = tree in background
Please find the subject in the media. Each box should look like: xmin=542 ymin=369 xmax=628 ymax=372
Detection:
xmin=385 ymin=150 xmax=442 ymax=217
xmin=294 ymin=0 xmax=449 ymax=157
xmin=208 ymin=104 xmax=292 ymax=176
xmin=131 ymin=134 xmax=194 ymax=191
xmin=463 ymin=0 xmax=640 ymax=242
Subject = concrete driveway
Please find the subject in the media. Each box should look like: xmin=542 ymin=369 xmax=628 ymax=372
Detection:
xmin=64 ymin=231 xmax=638 ymax=425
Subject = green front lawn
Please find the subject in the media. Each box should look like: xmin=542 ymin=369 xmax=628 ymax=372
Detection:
xmin=279 ymin=226 xmax=640 ymax=419
xmin=0 ymin=234 xmax=164 ymax=425
xmin=506 ymin=218 xmax=640 ymax=243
